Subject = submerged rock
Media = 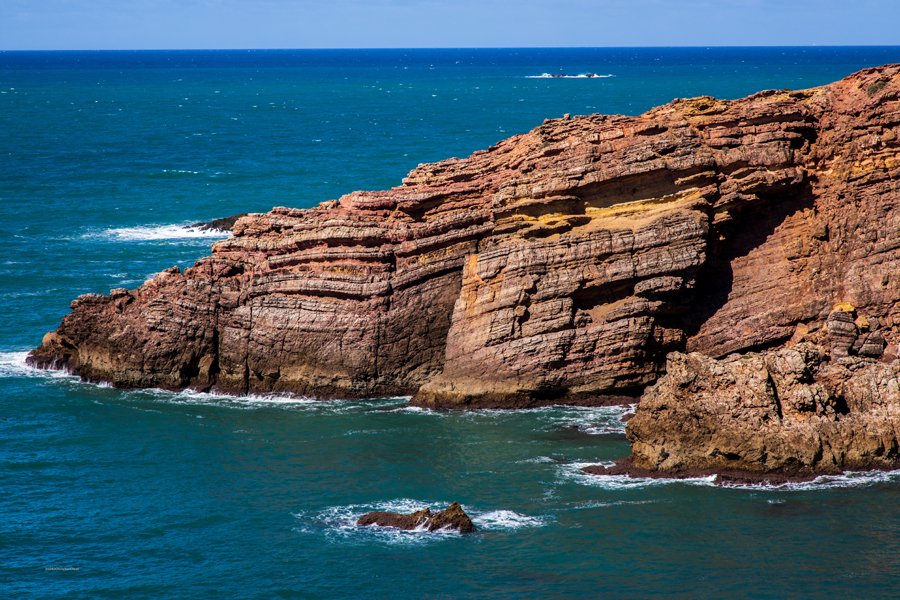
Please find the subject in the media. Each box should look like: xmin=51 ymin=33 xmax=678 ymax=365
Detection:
xmin=357 ymin=502 xmax=476 ymax=533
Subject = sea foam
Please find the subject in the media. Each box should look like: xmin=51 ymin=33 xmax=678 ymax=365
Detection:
xmin=562 ymin=460 xmax=900 ymax=492
xmin=84 ymin=224 xmax=230 ymax=242
xmin=559 ymin=461 xmax=717 ymax=490
xmin=526 ymin=73 xmax=614 ymax=79
xmin=718 ymin=469 xmax=900 ymax=491
xmin=0 ymin=351 xmax=73 ymax=380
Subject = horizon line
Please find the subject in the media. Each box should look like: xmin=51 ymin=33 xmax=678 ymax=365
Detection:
xmin=4 ymin=44 xmax=900 ymax=53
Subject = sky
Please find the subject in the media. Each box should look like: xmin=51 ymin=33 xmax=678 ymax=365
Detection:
xmin=1 ymin=0 xmax=898 ymax=50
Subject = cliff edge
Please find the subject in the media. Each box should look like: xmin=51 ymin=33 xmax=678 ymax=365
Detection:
xmin=29 ymin=66 xmax=900 ymax=474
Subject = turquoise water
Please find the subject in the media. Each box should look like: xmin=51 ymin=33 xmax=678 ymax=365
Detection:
xmin=2 ymin=48 xmax=900 ymax=598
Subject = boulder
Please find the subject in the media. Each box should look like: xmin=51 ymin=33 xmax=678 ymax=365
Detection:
xmin=357 ymin=502 xmax=475 ymax=533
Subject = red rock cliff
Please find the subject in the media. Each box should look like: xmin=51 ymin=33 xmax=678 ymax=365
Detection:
xmin=29 ymin=65 xmax=900 ymax=417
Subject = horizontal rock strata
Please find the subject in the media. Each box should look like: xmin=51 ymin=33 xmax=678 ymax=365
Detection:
xmin=29 ymin=65 xmax=900 ymax=436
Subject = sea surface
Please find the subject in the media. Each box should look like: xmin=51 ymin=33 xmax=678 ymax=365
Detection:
xmin=2 ymin=47 xmax=900 ymax=599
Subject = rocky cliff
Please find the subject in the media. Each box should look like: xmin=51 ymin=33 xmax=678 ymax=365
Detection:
xmin=30 ymin=66 xmax=900 ymax=465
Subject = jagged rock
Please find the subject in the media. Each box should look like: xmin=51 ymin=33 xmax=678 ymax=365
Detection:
xmin=191 ymin=214 xmax=249 ymax=232
xmin=27 ymin=65 xmax=900 ymax=416
xmin=357 ymin=502 xmax=475 ymax=533
xmin=626 ymin=343 xmax=899 ymax=476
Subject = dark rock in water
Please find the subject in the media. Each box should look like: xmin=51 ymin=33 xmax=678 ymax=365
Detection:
xmin=357 ymin=502 xmax=475 ymax=533
xmin=357 ymin=508 xmax=431 ymax=530
xmin=191 ymin=214 xmax=249 ymax=232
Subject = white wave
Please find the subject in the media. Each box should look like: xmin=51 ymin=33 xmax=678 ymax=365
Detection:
xmin=526 ymin=73 xmax=614 ymax=79
xmin=293 ymin=499 xmax=548 ymax=544
xmin=294 ymin=499 xmax=459 ymax=545
xmin=135 ymin=387 xmax=321 ymax=410
xmin=0 ymin=351 xmax=36 ymax=377
xmin=388 ymin=404 xmax=445 ymax=416
xmin=471 ymin=510 xmax=547 ymax=530
xmin=719 ymin=469 xmax=900 ymax=491
xmin=515 ymin=455 xmax=561 ymax=464
xmin=124 ymin=388 xmax=413 ymax=415
xmin=0 ymin=351 xmax=74 ymax=380
xmin=161 ymin=169 xmax=201 ymax=175
xmin=0 ymin=351 xmax=114 ymax=390
xmin=84 ymin=224 xmax=230 ymax=242
xmin=564 ymin=461 xmax=900 ymax=492
xmin=386 ymin=402 xmax=634 ymax=433
xmin=0 ymin=356 xmax=412 ymax=414
xmin=559 ymin=461 xmax=717 ymax=490
xmin=544 ymin=404 xmax=634 ymax=435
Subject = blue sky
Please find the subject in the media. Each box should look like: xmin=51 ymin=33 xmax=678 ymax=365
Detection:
xmin=1 ymin=0 xmax=898 ymax=50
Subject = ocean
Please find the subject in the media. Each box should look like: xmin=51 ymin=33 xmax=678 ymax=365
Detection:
xmin=2 ymin=47 xmax=899 ymax=598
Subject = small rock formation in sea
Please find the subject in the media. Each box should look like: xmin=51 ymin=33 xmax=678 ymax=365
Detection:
xmin=191 ymin=214 xmax=249 ymax=232
xmin=28 ymin=65 xmax=900 ymax=477
xmin=357 ymin=502 xmax=476 ymax=533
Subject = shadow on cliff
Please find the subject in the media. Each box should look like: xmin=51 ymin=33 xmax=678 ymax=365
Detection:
xmin=678 ymin=181 xmax=816 ymax=348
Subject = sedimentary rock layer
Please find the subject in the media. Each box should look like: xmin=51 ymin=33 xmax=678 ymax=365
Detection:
xmin=29 ymin=65 xmax=900 ymax=421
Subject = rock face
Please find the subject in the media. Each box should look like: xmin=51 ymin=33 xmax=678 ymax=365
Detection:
xmin=357 ymin=502 xmax=475 ymax=533
xmin=28 ymin=66 xmax=900 ymax=426
xmin=628 ymin=338 xmax=898 ymax=477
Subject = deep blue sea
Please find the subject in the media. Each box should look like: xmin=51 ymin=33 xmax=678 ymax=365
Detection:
xmin=2 ymin=48 xmax=900 ymax=599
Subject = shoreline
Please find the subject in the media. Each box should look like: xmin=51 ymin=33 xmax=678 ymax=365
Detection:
xmin=15 ymin=352 xmax=641 ymax=412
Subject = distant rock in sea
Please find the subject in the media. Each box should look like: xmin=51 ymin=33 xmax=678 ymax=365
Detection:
xmin=357 ymin=502 xmax=476 ymax=533
xmin=28 ymin=65 xmax=900 ymax=477
xmin=191 ymin=214 xmax=249 ymax=232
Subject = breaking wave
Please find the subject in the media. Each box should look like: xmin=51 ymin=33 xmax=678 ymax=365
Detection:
xmin=719 ymin=469 xmax=900 ymax=491
xmin=559 ymin=461 xmax=717 ymax=490
xmin=84 ymin=224 xmax=230 ymax=242
xmin=526 ymin=73 xmax=614 ymax=79
xmin=0 ymin=351 xmax=74 ymax=380
xmin=120 ymin=388 xmax=411 ymax=414
xmin=563 ymin=461 xmax=900 ymax=491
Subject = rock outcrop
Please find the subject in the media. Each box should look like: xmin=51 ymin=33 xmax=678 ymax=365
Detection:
xmin=357 ymin=502 xmax=475 ymax=533
xmin=191 ymin=214 xmax=249 ymax=232
xmin=28 ymin=65 xmax=900 ymax=436
xmin=626 ymin=337 xmax=898 ymax=477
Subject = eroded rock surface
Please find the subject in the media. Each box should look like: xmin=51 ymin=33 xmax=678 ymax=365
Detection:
xmin=627 ymin=339 xmax=899 ymax=476
xmin=357 ymin=502 xmax=475 ymax=533
xmin=29 ymin=66 xmax=900 ymax=422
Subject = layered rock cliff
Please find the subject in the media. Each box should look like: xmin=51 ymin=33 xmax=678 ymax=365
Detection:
xmin=30 ymin=65 xmax=900 ymax=455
